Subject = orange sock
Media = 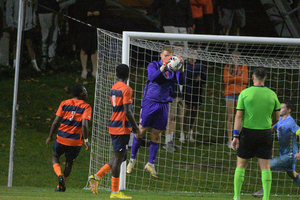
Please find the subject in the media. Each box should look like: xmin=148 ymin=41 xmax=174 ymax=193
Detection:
xmin=111 ymin=177 xmax=120 ymax=193
xmin=65 ymin=176 xmax=68 ymax=182
xmin=96 ymin=164 xmax=111 ymax=179
xmin=53 ymin=163 xmax=62 ymax=176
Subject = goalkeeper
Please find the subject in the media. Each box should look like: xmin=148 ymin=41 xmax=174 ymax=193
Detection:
xmin=88 ymin=64 xmax=140 ymax=199
xmin=231 ymin=68 xmax=281 ymax=200
xmin=127 ymin=46 xmax=185 ymax=178
xmin=253 ymin=100 xmax=300 ymax=197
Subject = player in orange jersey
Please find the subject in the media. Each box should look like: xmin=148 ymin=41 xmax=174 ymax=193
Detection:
xmin=88 ymin=64 xmax=140 ymax=199
xmin=46 ymin=83 xmax=92 ymax=192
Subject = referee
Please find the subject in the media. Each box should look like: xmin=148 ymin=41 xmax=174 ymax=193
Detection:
xmin=231 ymin=68 xmax=281 ymax=200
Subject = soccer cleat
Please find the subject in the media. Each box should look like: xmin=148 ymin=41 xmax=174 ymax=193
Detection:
xmin=110 ymin=191 xmax=132 ymax=199
xmin=252 ymin=188 xmax=264 ymax=198
xmin=163 ymin=142 xmax=176 ymax=152
xmin=126 ymin=158 xmax=136 ymax=174
xmin=58 ymin=175 xmax=66 ymax=192
xmin=88 ymin=174 xmax=99 ymax=195
xmin=144 ymin=162 xmax=158 ymax=179
xmin=55 ymin=185 xmax=61 ymax=192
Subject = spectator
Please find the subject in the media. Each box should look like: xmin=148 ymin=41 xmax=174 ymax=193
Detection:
xmin=217 ymin=0 xmax=246 ymax=52
xmin=190 ymin=0 xmax=214 ymax=35
xmin=76 ymin=0 xmax=106 ymax=79
xmin=164 ymin=83 xmax=184 ymax=152
xmin=164 ymin=45 xmax=185 ymax=152
xmin=6 ymin=0 xmax=40 ymax=71
xmin=223 ymin=52 xmax=248 ymax=149
xmin=147 ymin=0 xmax=194 ymax=50
xmin=181 ymin=49 xmax=206 ymax=143
xmin=231 ymin=68 xmax=281 ymax=200
xmin=37 ymin=0 xmax=60 ymax=70
xmin=0 ymin=6 xmax=3 ymax=40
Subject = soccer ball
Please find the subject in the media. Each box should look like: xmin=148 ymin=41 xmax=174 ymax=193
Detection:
xmin=167 ymin=55 xmax=183 ymax=72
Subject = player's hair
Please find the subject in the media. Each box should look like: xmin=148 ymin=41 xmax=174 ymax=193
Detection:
xmin=282 ymin=100 xmax=294 ymax=112
xmin=72 ymin=83 xmax=84 ymax=97
xmin=253 ymin=67 xmax=267 ymax=81
xmin=116 ymin=64 xmax=129 ymax=80
xmin=161 ymin=45 xmax=174 ymax=54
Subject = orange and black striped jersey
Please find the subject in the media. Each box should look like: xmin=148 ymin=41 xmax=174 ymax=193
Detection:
xmin=56 ymin=98 xmax=92 ymax=147
xmin=109 ymin=82 xmax=133 ymax=135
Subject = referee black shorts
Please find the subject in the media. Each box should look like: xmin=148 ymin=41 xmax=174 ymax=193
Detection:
xmin=237 ymin=128 xmax=273 ymax=159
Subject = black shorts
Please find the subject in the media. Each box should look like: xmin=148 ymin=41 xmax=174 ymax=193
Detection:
xmin=111 ymin=134 xmax=130 ymax=152
xmin=53 ymin=140 xmax=82 ymax=161
xmin=78 ymin=31 xmax=97 ymax=54
xmin=237 ymin=128 xmax=273 ymax=159
xmin=10 ymin=28 xmax=36 ymax=42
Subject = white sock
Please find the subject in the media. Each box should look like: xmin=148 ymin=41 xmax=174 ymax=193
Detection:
xmin=31 ymin=59 xmax=37 ymax=66
xmin=190 ymin=129 xmax=193 ymax=135
xmin=170 ymin=132 xmax=174 ymax=142
xmin=165 ymin=134 xmax=171 ymax=144
xmin=180 ymin=132 xmax=185 ymax=138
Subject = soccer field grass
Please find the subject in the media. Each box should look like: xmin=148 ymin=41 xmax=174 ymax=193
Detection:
xmin=0 ymin=186 xmax=299 ymax=200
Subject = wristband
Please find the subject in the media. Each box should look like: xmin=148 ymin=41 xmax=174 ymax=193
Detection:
xmin=233 ymin=129 xmax=239 ymax=136
xmin=84 ymin=138 xmax=89 ymax=143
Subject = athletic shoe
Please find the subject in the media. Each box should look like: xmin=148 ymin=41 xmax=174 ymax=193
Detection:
xmin=126 ymin=158 xmax=136 ymax=174
xmin=187 ymin=134 xmax=195 ymax=142
xmin=110 ymin=191 xmax=132 ymax=199
xmin=81 ymin=70 xmax=88 ymax=79
xmin=29 ymin=61 xmax=41 ymax=72
xmin=58 ymin=175 xmax=66 ymax=192
xmin=252 ymin=188 xmax=264 ymax=198
xmin=163 ymin=142 xmax=176 ymax=152
xmin=92 ymin=71 xmax=97 ymax=79
xmin=55 ymin=185 xmax=61 ymax=192
xmin=144 ymin=162 xmax=158 ymax=179
xmin=88 ymin=174 xmax=99 ymax=195
xmin=227 ymin=141 xmax=232 ymax=149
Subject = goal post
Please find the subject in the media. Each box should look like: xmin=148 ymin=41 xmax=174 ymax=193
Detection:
xmin=87 ymin=28 xmax=300 ymax=196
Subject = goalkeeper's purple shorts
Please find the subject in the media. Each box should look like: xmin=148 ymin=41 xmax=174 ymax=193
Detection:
xmin=139 ymin=99 xmax=169 ymax=131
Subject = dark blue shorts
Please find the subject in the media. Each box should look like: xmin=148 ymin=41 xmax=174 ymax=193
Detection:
xmin=139 ymin=100 xmax=169 ymax=130
xmin=111 ymin=134 xmax=130 ymax=152
xmin=53 ymin=140 xmax=82 ymax=161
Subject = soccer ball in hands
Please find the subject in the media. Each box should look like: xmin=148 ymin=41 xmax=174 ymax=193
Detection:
xmin=167 ymin=55 xmax=183 ymax=72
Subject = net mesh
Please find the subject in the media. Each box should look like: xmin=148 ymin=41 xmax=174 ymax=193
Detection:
xmin=86 ymin=28 xmax=300 ymax=195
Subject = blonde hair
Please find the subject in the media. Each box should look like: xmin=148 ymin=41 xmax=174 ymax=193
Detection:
xmin=161 ymin=45 xmax=174 ymax=54
xmin=228 ymin=51 xmax=241 ymax=75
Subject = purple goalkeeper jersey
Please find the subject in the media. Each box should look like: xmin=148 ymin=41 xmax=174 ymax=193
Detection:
xmin=142 ymin=60 xmax=185 ymax=103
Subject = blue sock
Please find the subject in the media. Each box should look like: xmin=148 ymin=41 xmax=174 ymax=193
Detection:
xmin=130 ymin=136 xmax=143 ymax=159
xmin=293 ymin=175 xmax=300 ymax=187
xmin=148 ymin=141 xmax=159 ymax=164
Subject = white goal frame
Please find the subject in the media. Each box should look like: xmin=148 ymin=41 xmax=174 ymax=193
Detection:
xmin=120 ymin=31 xmax=300 ymax=190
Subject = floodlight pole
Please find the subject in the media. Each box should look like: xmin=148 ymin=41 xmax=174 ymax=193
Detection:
xmin=8 ymin=0 xmax=25 ymax=187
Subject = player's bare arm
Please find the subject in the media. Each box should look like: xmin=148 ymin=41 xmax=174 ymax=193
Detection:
xmin=124 ymin=103 xmax=141 ymax=137
xmin=46 ymin=116 xmax=62 ymax=147
xmin=82 ymin=119 xmax=90 ymax=150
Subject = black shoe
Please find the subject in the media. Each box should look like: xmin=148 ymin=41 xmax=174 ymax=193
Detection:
xmin=49 ymin=58 xmax=59 ymax=70
xmin=40 ymin=58 xmax=48 ymax=70
xmin=55 ymin=186 xmax=62 ymax=192
xmin=58 ymin=175 xmax=66 ymax=192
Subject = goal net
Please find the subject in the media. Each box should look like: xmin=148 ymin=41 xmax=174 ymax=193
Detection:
xmin=86 ymin=28 xmax=300 ymax=196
